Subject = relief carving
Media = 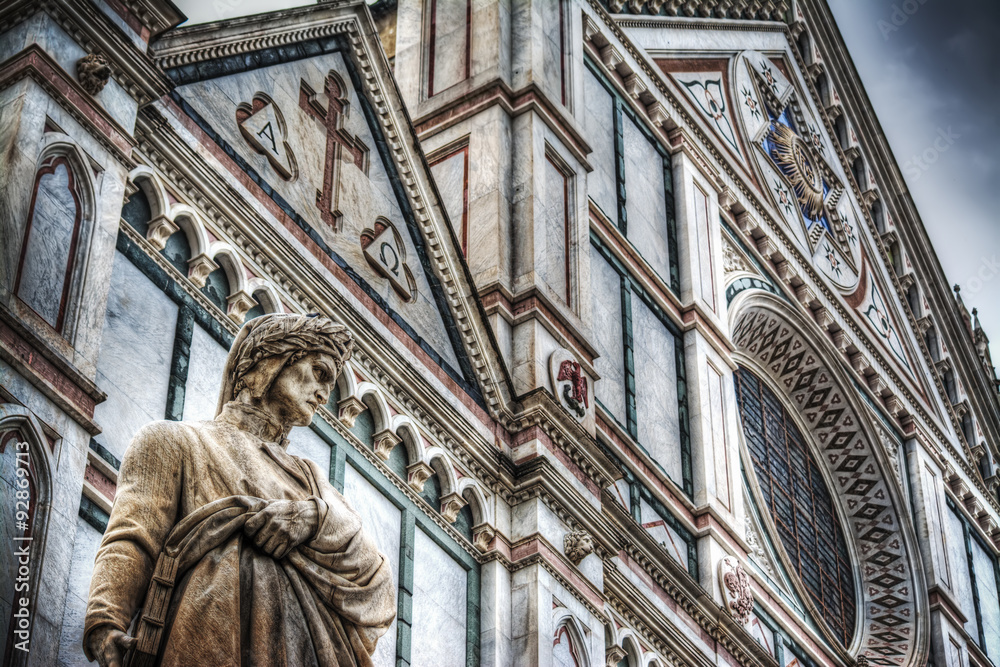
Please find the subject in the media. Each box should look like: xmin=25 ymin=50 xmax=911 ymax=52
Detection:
xmin=77 ymin=53 xmax=111 ymax=95
xmin=564 ymin=530 xmax=595 ymax=566
xmin=719 ymin=556 xmax=754 ymax=626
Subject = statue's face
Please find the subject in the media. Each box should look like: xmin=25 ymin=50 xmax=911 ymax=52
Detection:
xmin=264 ymin=352 xmax=338 ymax=427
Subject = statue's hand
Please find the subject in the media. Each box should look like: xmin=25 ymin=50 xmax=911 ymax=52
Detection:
xmin=88 ymin=625 xmax=136 ymax=667
xmin=243 ymin=499 xmax=319 ymax=559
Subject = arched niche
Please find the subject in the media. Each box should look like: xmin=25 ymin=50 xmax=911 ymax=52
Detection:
xmin=730 ymin=294 xmax=928 ymax=664
xmin=0 ymin=405 xmax=53 ymax=666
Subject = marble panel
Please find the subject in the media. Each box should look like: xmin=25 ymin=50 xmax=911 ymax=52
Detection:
xmin=95 ymin=0 xmax=145 ymax=49
xmin=430 ymin=148 xmax=467 ymax=251
xmin=411 ymin=528 xmax=467 ymax=667
xmin=970 ymin=538 xmax=1000 ymax=659
xmin=541 ymin=157 xmax=569 ymax=304
xmin=632 ymin=296 xmax=681 ymax=483
xmin=581 ymin=68 xmax=616 ymax=221
xmin=182 ymin=323 xmax=229 ymax=423
xmin=287 ymin=425 xmax=332 ymax=481
xmin=945 ymin=507 xmax=979 ymax=641
xmin=56 ymin=517 xmax=103 ymax=666
xmin=638 ymin=497 xmax=688 ymax=570
xmin=343 ymin=464 xmax=401 ymax=667
xmin=589 ymin=245 xmax=626 ymax=424
xmin=92 ymin=252 xmax=177 ymax=460
xmin=431 ymin=0 xmax=470 ymax=95
xmin=16 ymin=161 xmax=77 ymax=328
xmin=539 ymin=0 xmax=565 ymax=106
xmin=622 ymin=115 xmax=670 ymax=282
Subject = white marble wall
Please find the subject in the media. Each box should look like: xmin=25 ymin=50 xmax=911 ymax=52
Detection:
xmin=343 ymin=463 xmax=402 ymax=667
xmin=56 ymin=518 xmax=104 ymax=667
xmin=92 ymin=253 xmax=177 ymax=460
xmin=182 ymin=323 xmax=228 ymax=423
xmin=411 ymin=528 xmax=468 ymax=667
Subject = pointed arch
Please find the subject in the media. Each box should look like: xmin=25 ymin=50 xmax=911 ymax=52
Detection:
xmin=552 ymin=610 xmax=591 ymax=667
xmin=15 ymin=135 xmax=97 ymax=335
xmin=0 ymin=404 xmax=53 ymax=665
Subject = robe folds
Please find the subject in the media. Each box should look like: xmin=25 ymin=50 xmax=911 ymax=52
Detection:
xmin=84 ymin=403 xmax=396 ymax=667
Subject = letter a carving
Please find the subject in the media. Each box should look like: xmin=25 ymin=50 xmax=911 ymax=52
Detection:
xmin=300 ymin=73 xmax=369 ymax=233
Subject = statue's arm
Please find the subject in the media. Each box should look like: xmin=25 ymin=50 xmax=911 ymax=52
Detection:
xmin=83 ymin=421 xmax=185 ymax=659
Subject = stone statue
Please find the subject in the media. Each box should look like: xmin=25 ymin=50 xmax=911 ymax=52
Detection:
xmin=84 ymin=314 xmax=396 ymax=667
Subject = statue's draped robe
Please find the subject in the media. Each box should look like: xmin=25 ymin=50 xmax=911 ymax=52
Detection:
xmin=84 ymin=404 xmax=396 ymax=667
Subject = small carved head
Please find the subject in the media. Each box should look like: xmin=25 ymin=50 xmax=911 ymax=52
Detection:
xmin=563 ymin=530 xmax=595 ymax=566
xmin=77 ymin=53 xmax=112 ymax=96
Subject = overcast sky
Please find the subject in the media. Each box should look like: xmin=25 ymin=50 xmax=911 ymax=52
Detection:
xmin=826 ymin=0 xmax=1000 ymax=360
xmin=173 ymin=0 xmax=1000 ymax=355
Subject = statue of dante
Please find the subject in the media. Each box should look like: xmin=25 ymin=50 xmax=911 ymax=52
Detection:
xmin=84 ymin=314 xmax=396 ymax=667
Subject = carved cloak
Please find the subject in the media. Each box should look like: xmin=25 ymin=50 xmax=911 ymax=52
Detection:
xmin=84 ymin=404 xmax=396 ymax=666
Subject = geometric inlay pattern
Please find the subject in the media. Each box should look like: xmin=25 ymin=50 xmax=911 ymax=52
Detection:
xmin=735 ymin=366 xmax=857 ymax=646
xmin=733 ymin=307 xmax=919 ymax=665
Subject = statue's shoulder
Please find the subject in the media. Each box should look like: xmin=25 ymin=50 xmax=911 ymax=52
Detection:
xmin=128 ymin=419 xmax=214 ymax=454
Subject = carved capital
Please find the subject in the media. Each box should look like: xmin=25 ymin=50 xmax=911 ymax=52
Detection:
xmin=144 ymin=215 xmax=178 ymax=251
xmin=337 ymin=395 xmax=366 ymax=428
xmin=472 ymin=523 xmax=495 ymax=552
xmin=439 ymin=492 xmax=467 ymax=523
xmin=719 ymin=556 xmax=753 ymax=626
xmin=599 ymin=44 xmax=623 ymax=70
xmin=372 ymin=428 xmax=401 ymax=460
xmin=605 ymin=646 xmax=627 ymax=667
xmin=406 ymin=461 xmax=434 ymax=493
xmin=187 ymin=253 xmax=218 ymax=288
xmin=563 ymin=529 xmax=595 ymax=566
xmin=622 ymin=72 xmax=646 ymax=99
xmin=227 ymin=290 xmax=257 ymax=323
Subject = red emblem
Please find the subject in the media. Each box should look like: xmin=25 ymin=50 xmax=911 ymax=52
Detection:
xmin=557 ymin=360 xmax=588 ymax=417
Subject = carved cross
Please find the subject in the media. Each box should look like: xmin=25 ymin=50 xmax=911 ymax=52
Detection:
xmin=299 ymin=73 xmax=368 ymax=232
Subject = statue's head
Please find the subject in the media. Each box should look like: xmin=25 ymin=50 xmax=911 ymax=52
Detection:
xmin=217 ymin=313 xmax=354 ymax=428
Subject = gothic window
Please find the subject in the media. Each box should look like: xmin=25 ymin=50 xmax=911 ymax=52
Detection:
xmin=591 ymin=238 xmax=692 ymax=495
xmin=925 ymin=325 xmax=940 ymax=362
xmin=815 ymin=73 xmax=829 ymax=106
xmin=427 ymin=0 xmax=470 ymax=97
xmin=553 ymin=621 xmax=585 ymax=667
xmin=906 ymin=283 xmax=920 ymax=317
xmin=888 ymin=241 xmax=902 ymax=274
xmin=831 ymin=118 xmax=845 ymax=152
xmin=797 ymin=33 xmax=811 ymax=64
xmin=869 ymin=199 xmax=885 ymax=234
xmin=944 ymin=369 xmax=957 ymax=404
xmin=945 ymin=500 xmax=1000 ymax=660
xmin=851 ymin=157 xmax=865 ymax=190
xmin=14 ymin=155 xmax=86 ymax=332
xmin=962 ymin=412 xmax=975 ymax=446
xmin=734 ymin=367 xmax=857 ymax=647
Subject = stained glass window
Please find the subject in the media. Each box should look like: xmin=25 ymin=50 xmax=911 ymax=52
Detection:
xmin=734 ymin=367 xmax=856 ymax=646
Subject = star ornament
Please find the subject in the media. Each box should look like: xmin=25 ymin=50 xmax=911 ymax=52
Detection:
xmin=768 ymin=122 xmax=826 ymax=220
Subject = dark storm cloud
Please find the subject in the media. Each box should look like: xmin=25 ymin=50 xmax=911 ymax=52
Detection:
xmin=827 ymin=0 xmax=1000 ymax=355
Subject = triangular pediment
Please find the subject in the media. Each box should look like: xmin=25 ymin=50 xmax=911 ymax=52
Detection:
xmin=153 ymin=4 xmax=507 ymax=408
